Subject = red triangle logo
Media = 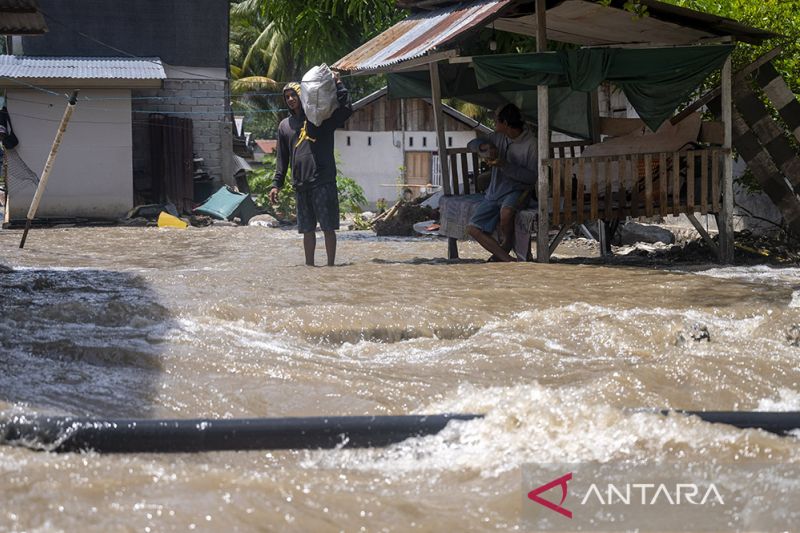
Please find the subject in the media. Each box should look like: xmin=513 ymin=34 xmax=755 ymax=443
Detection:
xmin=527 ymin=472 xmax=573 ymax=519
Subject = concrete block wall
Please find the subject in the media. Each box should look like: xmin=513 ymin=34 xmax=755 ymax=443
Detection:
xmin=132 ymin=78 xmax=233 ymax=202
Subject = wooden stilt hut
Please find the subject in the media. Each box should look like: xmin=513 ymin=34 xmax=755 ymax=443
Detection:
xmin=333 ymin=0 xmax=778 ymax=263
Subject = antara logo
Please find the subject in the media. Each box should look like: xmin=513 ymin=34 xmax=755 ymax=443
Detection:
xmin=527 ymin=473 xmax=573 ymax=519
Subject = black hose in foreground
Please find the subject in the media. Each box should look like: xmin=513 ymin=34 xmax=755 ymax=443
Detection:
xmin=1 ymin=411 xmax=797 ymax=454
xmin=0 ymin=414 xmax=482 ymax=453
xmin=674 ymin=411 xmax=800 ymax=435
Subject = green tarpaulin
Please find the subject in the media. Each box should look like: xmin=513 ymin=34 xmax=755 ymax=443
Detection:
xmin=388 ymin=45 xmax=732 ymax=135
xmin=387 ymin=62 xmax=594 ymax=139
xmin=473 ymin=45 xmax=733 ymax=131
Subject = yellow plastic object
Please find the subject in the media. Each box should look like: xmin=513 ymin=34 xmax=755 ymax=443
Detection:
xmin=157 ymin=212 xmax=188 ymax=229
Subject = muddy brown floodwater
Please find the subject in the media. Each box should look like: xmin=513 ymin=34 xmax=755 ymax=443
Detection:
xmin=1 ymin=226 xmax=799 ymax=531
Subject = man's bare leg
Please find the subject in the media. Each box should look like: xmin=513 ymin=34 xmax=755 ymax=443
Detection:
xmin=303 ymin=231 xmax=316 ymax=266
xmin=467 ymin=224 xmax=514 ymax=262
xmin=498 ymin=206 xmax=516 ymax=255
xmin=323 ymin=230 xmax=336 ymax=266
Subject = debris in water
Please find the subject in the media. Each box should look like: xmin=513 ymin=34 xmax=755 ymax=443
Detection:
xmin=676 ymin=323 xmax=711 ymax=345
xmin=787 ymin=325 xmax=800 ymax=347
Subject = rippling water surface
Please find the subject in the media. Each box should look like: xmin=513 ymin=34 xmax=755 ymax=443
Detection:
xmin=1 ymin=226 xmax=799 ymax=531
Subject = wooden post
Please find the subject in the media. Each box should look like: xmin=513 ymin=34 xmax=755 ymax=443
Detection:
xmin=536 ymin=0 xmax=550 ymax=263
xmin=719 ymin=54 xmax=734 ymax=263
xmin=429 ymin=61 xmax=451 ymax=196
xmin=19 ymin=90 xmax=79 ymax=249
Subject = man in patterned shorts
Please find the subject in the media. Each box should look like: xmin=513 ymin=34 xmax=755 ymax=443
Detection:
xmin=269 ymin=76 xmax=352 ymax=266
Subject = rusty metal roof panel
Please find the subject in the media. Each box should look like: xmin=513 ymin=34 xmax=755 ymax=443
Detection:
xmin=333 ymin=0 xmax=512 ymax=72
xmin=0 ymin=56 xmax=166 ymax=79
xmin=0 ymin=0 xmax=46 ymax=34
xmin=0 ymin=12 xmax=47 ymax=34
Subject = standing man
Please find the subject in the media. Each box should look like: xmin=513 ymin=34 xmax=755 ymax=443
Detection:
xmin=269 ymin=75 xmax=352 ymax=266
xmin=466 ymin=103 xmax=538 ymax=262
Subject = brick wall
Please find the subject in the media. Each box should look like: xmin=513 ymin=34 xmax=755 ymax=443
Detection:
xmin=132 ymin=79 xmax=233 ymax=203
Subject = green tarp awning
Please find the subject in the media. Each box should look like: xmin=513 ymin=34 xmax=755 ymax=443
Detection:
xmin=388 ymin=45 xmax=733 ymax=135
xmin=387 ymin=62 xmax=594 ymax=139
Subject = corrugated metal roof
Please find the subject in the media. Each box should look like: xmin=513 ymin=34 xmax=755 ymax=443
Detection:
xmin=335 ymin=0 xmax=775 ymax=73
xmin=0 ymin=56 xmax=166 ymax=80
xmin=232 ymin=154 xmax=253 ymax=174
xmin=0 ymin=0 xmax=40 ymax=8
xmin=333 ymin=0 xmax=512 ymax=73
xmin=0 ymin=0 xmax=46 ymax=34
xmin=0 ymin=12 xmax=47 ymax=34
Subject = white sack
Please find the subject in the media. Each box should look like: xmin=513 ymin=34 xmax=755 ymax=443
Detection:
xmin=300 ymin=64 xmax=339 ymax=127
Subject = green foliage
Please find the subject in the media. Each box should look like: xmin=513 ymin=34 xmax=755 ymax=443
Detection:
xmin=336 ymin=175 xmax=367 ymax=216
xmin=351 ymin=213 xmax=373 ymax=230
xmin=259 ymin=0 xmax=405 ymax=65
xmin=247 ymin=157 xmax=297 ymax=220
xmin=246 ymin=154 xmax=367 ymax=221
xmin=660 ymin=0 xmax=800 ymax=94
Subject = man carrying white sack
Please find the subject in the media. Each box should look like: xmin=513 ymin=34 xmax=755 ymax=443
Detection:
xmin=269 ymin=72 xmax=353 ymax=266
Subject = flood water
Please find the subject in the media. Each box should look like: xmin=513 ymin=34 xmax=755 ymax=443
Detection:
xmin=0 ymin=225 xmax=799 ymax=531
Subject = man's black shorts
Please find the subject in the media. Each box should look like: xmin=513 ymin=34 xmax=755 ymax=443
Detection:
xmin=296 ymin=181 xmax=340 ymax=233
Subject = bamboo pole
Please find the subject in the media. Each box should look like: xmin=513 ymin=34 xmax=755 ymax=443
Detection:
xmin=19 ymin=90 xmax=79 ymax=249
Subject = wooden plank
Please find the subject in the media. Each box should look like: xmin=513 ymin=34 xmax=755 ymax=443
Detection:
xmin=629 ymin=155 xmax=639 ymax=218
xmin=564 ymin=158 xmax=573 ymax=224
xmin=535 ymin=0 xmax=549 ymax=264
xmin=590 ymin=158 xmax=599 ymax=220
xmin=552 ymin=158 xmax=561 ymax=225
xmin=686 ymin=212 xmax=720 ymax=259
xmin=659 ymin=152 xmax=667 ymax=217
xmin=599 ymin=117 xmax=644 ymax=137
xmin=449 ymin=153 xmax=459 ymax=195
xmin=429 ymin=62 xmax=450 ymax=195
xmin=644 ymin=153 xmax=653 ymax=217
xmin=711 ymin=149 xmax=720 ymax=212
xmin=700 ymin=150 xmax=709 ymax=215
xmin=604 ymin=158 xmax=613 ymax=220
xmin=720 ymin=54 xmax=734 ymax=263
xmin=699 ymin=121 xmax=724 ymax=144
xmin=576 ymin=158 xmax=585 ymax=224
xmin=460 ymin=153 xmax=469 ymax=195
xmin=672 ymin=152 xmax=680 ymax=216
xmin=686 ymin=151 xmax=695 ymax=213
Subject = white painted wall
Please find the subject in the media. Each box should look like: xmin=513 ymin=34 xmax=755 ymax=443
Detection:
xmin=335 ymin=129 xmax=479 ymax=204
xmin=6 ymin=89 xmax=133 ymax=219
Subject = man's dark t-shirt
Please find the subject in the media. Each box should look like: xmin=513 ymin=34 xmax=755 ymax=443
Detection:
xmin=272 ymin=83 xmax=352 ymax=192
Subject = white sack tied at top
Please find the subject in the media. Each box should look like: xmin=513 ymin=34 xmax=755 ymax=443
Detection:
xmin=300 ymin=64 xmax=339 ymax=127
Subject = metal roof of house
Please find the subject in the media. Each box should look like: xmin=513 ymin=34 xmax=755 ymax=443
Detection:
xmin=0 ymin=56 xmax=166 ymax=80
xmin=353 ymin=87 xmax=492 ymax=134
xmin=0 ymin=0 xmax=47 ymax=34
xmin=333 ymin=0 xmax=512 ymax=73
xmin=334 ymin=0 xmax=776 ymax=73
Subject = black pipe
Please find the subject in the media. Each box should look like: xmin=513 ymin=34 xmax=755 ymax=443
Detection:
xmin=0 ymin=414 xmax=482 ymax=453
xmin=1 ymin=411 xmax=797 ymax=454
xmin=675 ymin=411 xmax=800 ymax=435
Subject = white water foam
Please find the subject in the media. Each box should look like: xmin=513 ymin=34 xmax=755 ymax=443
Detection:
xmin=301 ymin=383 xmax=779 ymax=479
xmin=757 ymin=388 xmax=800 ymax=412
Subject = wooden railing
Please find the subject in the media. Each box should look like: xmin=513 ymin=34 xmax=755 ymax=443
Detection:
xmin=542 ymin=149 xmax=726 ymax=225
xmin=443 ymin=140 xmax=592 ymax=196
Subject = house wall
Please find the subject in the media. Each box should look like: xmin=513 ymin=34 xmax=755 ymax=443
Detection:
xmin=19 ymin=0 xmax=228 ymax=68
xmin=131 ymin=73 xmax=233 ymax=199
xmin=5 ymin=89 xmax=133 ymax=219
xmin=344 ymin=97 xmax=479 ymax=133
xmin=335 ymin=130 xmax=479 ymax=205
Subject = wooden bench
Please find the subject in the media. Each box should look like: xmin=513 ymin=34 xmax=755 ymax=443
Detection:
xmin=438 ymin=141 xmax=726 ymax=259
